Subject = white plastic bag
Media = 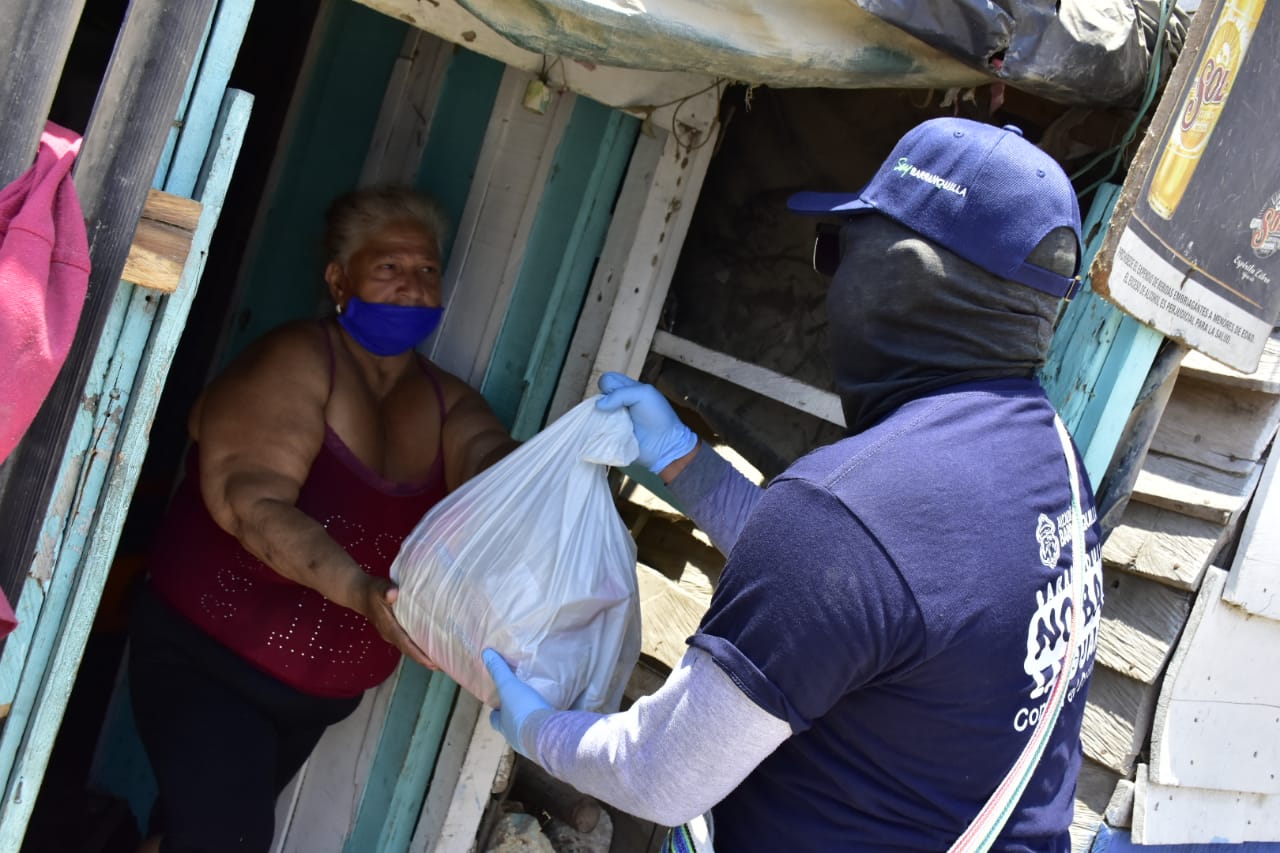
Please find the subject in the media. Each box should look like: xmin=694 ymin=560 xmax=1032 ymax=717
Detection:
xmin=391 ymin=396 xmax=642 ymax=713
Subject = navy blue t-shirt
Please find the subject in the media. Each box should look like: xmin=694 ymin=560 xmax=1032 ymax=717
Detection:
xmin=689 ymin=379 xmax=1103 ymax=852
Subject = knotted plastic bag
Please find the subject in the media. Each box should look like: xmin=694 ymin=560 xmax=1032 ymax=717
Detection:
xmin=391 ymin=396 xmax=641 ymax=713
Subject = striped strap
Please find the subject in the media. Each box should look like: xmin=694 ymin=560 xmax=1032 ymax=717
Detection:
xmin=663 ymin=812 xmax=715 ymax=853
xmin=947 ymin=415 xmax=1088 ymax=853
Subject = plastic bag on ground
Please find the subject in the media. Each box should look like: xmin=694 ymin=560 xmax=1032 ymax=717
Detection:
xmin=391 ymin=396 xmax=642 ymax=713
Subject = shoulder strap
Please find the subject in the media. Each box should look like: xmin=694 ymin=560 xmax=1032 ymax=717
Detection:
xmin=947 ymin=414 xmax=1087 ymax=853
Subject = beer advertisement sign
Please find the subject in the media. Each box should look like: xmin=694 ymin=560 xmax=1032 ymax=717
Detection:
xmin=1094 ymin=0 xmax=1279 ymax=373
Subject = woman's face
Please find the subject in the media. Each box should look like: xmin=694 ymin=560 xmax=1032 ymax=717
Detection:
xmin=328 ymin=220 xmax=442 ymax=310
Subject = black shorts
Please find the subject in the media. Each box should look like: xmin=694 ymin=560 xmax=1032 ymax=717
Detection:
xmin=128 ymin=583 xmax=362 ymax=853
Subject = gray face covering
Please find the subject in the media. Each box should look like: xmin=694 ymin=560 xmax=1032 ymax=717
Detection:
xmin=827 ymin=214 xmax=1075 ymax=435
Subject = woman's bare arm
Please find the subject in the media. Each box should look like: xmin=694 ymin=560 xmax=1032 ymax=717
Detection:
xmin=435 ymin=371 xmax=519 ymax=489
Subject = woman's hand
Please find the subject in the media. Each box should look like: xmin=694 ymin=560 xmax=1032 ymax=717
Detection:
xmin=356 ymin=574 xmax=438 ymax=671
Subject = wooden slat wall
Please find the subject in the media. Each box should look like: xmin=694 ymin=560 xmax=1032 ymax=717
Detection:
xmin=1127 ymin=418 xmax=1280 ymax=843
xmin=1083 ymin=329 xmax=1280 ymax=847
xmin=0 ymin=86 xmax=252 ymax=853
xmin=0 ymin=0 xmax=218 ymax=633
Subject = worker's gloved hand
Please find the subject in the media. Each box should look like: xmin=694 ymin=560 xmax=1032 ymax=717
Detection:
xmin=483 ymin=649 xmax=552 ymax=759
xmin=596 ymin=372 xmax=698 ymax=474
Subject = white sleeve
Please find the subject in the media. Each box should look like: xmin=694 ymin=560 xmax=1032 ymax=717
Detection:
xmin=527 ymin=646 xmax=791 ymax=827
xmin=666 ymin=445 xmax=764 ymax=556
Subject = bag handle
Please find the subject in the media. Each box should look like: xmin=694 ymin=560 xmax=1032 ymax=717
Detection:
xmin=947 ymin=415 xmax=1087 ymax=853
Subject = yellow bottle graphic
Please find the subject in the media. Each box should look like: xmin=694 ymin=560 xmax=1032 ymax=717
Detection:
xmin=1147 ymin=0 xmax=1267 ymax=220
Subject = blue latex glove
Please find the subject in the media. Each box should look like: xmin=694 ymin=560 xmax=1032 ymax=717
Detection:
xmin=482 ymin=648 xmax=553 ymax=759
xmin=596 ymin=372 xmax=698 ymax=474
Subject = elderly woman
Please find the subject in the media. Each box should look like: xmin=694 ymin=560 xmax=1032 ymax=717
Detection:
xmin=128 ymin=186 xmax=516 ymax=853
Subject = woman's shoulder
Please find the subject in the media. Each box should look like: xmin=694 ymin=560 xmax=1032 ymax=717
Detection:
xmin=212 ymin=319 xmax=332 ymax=398
xmin=235 ymin=319 xmax=329 ymax=368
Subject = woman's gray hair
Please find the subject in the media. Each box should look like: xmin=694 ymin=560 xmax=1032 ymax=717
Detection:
xmin=322 ymin=185 xmax=450 ymax=266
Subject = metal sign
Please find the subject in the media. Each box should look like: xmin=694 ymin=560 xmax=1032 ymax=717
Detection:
xmin=1093 ymin=0 xmax=1279 ymax=373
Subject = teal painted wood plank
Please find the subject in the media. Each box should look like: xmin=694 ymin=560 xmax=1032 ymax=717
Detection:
xmin=485 ymin=97 xmax=640 ymax=434
xmin=1041 ymin=183 xmax=1165 ymax=490
xmin=219 ymin=0 xmax=408 ymax=365
xmin=153 ymin=11 xmax=215 ymax=189
xmin=0 ymin=90 xmax=252 ymax=849
xmin=1075 ymin=320 xmax=1164 ymax=488
xmin=161 ymin=0 xmax=254 ymax=197
xmin=378 ymin=672 xmax=457 ymax=851
xmin=512 ymin=108 xmax=639 ymax=437
xmin=343 ymin=664 xmax=431 ymax=851
xmin=1041 ymin=183 xmax=1125 ymax=434
xmin=0 ymin=290 xmax=147 ymax=820
xmin=414 ymin=47 xmax=505 ymax=259
xmin=0 ymin=281 xmax=133 ymax=736
xmin=345 ymin=671 xmax=458 ymax=853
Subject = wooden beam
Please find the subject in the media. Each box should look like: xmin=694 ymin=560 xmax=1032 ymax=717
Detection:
xmin=650 ymin=331 xmax=845 ymax=427
xmin=587 ymin=90 xmax=721 ymax=386
xmin=1096 ymin=341 xmax=1186 ymax=537
xmin=0 ymin=0 xmax=86 ymax=187
xmin=121 ymin=189 xmax=204 ymax=293
xmin=429 ymin=65 xmax=578 ymax=390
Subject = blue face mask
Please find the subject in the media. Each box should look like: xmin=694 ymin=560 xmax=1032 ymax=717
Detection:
xmin=337 ymin=296 xmax=443 ymax=357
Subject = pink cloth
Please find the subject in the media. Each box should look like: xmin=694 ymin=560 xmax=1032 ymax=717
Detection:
xmin=0 ymin=121 xmax=91 ymax=465
xmin=0 ymin=591 xmax=13 ymax=640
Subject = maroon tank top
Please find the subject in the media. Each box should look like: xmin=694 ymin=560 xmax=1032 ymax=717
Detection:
xmin=148 ymin=329 xmax=448 ymax=698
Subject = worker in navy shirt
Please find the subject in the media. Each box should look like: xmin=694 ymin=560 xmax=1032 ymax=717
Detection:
xmin=482 ymin=118 xmax=1105 ymax=852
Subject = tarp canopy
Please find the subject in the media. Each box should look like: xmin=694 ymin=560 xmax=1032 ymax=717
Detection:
xmin=361 ymin=0 xmax=1181 ymax=109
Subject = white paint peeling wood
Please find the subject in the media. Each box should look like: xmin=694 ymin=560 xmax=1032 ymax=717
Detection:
xmin=1133 ymin=763 xmax=1280 ymax=845
xmin=1224 ymin=439 xmax=1280 ymax=620
xmin=547 ymin=130 xmax=665 ymax=419
xmin=430 ymin=66 xmax=576 ymax=388
xmin=432 ymin=716 xmax=512 ymax=853
xmin=649 ymin=331 xmax=845 ymax=427
xmin=1149 ymin=567 xmax=1280 ymax=796
xmin=589 ymin=93 xmax=721 ymax=386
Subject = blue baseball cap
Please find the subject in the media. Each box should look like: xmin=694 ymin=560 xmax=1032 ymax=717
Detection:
xmin=788 ymin=117 xmax=1083 ymax=300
